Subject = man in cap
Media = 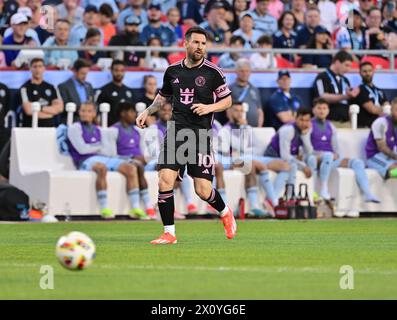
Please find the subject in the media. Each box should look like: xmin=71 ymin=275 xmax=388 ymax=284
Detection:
xmin=2 ymin=13 xmax=37 ymax=66
xmin=69 ymin=5 xmax=103 ymax=45
xmin=109 ymin=15 xmax=145 ymax=67
xmin=3 ymin=6 xmax=40 ymax=44
xmin=267 ymin=70 xmax=304 ymax=130
xmin=116 ymin=0 xmax=148 ymax=32
xmin=140 ymin=3 xmax=177 ymax=46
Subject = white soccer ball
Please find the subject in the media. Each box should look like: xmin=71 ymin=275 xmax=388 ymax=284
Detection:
xmin=55 ymin=231 xmax=96 ymax=271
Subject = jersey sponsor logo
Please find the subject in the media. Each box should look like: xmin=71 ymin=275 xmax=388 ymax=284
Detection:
xmin=173 ymin=78 xmax=180 ymax=84
xmin=180 ymin=88 xmax=194 ymax=105
xmin=195 ymin=76 xmax=206 ymax=87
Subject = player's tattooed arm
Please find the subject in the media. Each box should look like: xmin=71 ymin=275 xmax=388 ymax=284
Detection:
xmin=147 ymin=94 xmax=167 ymax=115
xmin=136 ymin=94 xmax=168 ymax=128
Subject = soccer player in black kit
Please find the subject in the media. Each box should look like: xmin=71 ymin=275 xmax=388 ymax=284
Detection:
xmin=136 ymin=27 xmax=237 ymax=244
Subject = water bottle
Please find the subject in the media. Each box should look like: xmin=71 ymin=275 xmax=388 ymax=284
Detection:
xmin=64 ymin=202 xmax=72 ymax=222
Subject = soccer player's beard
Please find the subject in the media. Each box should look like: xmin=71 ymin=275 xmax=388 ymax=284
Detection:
xmin=189 ymin=50 xmax=204 ymax=63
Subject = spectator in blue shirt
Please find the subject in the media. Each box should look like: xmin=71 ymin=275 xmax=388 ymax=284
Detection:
xmin=301 ymin=25 xmax=333 ymax=69
xmin=267 ymin=70 xmax=303 ymax=130
xmin=2 ymin=13 xmax=37 ymax=67
xmin=218 ymin=35 xmax=245 ymax=69
xmin=81 ymin=0 xmax=119 ymax=15
xmin=140 ymin=3 xmax=177 ymax=46
xmin=177 ymin=0 xmax=204 ymax=26
xmin=248 ymin=0 xmax=278 ymax=35
xmin=295 ymin=7 xmax=322 ymax=48
xmin=43 ymin=19 xmax=78 ymax=68
xmin=199 ymin=2 xmax=232 ymax=48
xmin=116 ymin=0 xmax=148 ymax=32
xmin=232 ymin=12 xmax=263 ymax=49
xmin=69 ymin=5 xmax=104 ymax=45
xmin=273 ymin=11 xmax=298 ymax=63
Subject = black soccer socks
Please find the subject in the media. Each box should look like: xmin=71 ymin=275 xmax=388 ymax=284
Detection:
xmin=158 ymin=190 xmax=175 ymax=226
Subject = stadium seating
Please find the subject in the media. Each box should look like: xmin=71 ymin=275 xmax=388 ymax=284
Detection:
xmin=10 ymin=127 xmax=314 ymax=216
xmin=329 ymin=129 xmax=397 ymax=212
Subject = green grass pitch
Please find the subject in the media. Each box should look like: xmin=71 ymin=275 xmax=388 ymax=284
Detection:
xmin=0 ymin=219 xmax=397 ymax=299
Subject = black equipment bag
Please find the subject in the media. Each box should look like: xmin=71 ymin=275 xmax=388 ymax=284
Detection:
xmin=275 ymin=184 xmax=298 ymax=219
xmin=0 ymin=182 xmax=30 ymax=221
xmin=296 ymin=183 xmax=317 ymax=219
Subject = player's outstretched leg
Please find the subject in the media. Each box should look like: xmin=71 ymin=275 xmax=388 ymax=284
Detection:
xmin=194 ymin=178 xmax=237 ymax=239
xmin=92 ymin=163 xmax=113 ymax=219
xmin=348 ymin=159 xmax=380 ymax=203
xmin=151 ymin=169 xmax=178 ymax=245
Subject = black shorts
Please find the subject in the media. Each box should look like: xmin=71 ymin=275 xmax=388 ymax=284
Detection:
xmin=157 ymin=133 xmax=215 ymax=182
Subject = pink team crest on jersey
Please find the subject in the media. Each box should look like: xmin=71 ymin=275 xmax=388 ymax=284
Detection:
xmin=180 ymin=88 xmax=194 ymax=105
xmin=195 ymin=76 xmax=206 ymax=87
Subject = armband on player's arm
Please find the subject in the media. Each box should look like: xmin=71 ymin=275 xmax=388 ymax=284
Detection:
xmin=147 ymin=94 xmax=167 ymax=115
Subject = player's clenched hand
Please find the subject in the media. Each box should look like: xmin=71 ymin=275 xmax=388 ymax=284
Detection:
xmin=191 ymin=103 xmax=212 ymax=116
xmin=136 ymin=110 xmax=148 ymax=128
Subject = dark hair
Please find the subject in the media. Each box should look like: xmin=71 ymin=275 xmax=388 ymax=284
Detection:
xmin=143 ymin=74 xmax=156 ymax=86
xmin=55 ymin=18 xmax=71 ymax=26
xmin=185 ymin=27 xmax=208 ymax=41
xmin=80 ymin=101 xmax=97 ymax=110
xmin=85 ymin=27 xmax=101 ymax=40
xmin=332 ymin=50 xmax=353 ymax=63
xmin=296 ymin=107 xmax=313 ymax=117
xmin=99 ymin=3 xmax=113 ymax=18
xmin=313 ymin=97 xmax=329 ymax=107
xmin=368 ymin=6 xmax=382 ymax=16
xmin=230 ymin=35 xmax=245 ymax=46
xmin=111 ymin=59 xmax=125 ymax=69
xmin=147 ymin=36 xmax=167 ymax=58
xmin=278 ymin=11 xmax=297 ymax=30
xmin=73 ymin=58 xmax=92 ymax=71
xmin=30 ymin=57 xmax=45 ymax=67
xmin=256 ymin=34 xmax=273 ymax=46
xmin=118 ymin=101 xmax=136 ymax=116
xmin=359 ymin=61 xmax=374 ymax=69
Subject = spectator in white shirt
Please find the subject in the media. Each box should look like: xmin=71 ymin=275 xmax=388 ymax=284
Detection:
xmin=250 ymin=34 xmax=277 ymax=69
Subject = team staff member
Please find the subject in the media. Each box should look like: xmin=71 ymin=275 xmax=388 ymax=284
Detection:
xmin=268 ymin=70 xmax=304 ymax=130
xmin=312 ymin=51 xmax=359 ymax=128
xmin=20 ymin=58 xmax=64 ymax=127
xmin=96 ymin=60 xmax=135 ymax=126
xmin=353 ymin=61 xmax=389 ymax=128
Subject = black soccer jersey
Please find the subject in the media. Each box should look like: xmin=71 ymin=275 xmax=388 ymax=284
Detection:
xmin=354 ymin=83 xmax=387 ymax=128
xmin=159 ymin=59 xmax=231 ymax=130
xmin=20 ymin=80 xmax=59 ymax=127
xmin=0 ymin=83 xmax=10 ymax=129
xmin=313 ymin=68 xmax=351 ymax=122
xmin=96 ymin=82 xmax=135 ymax=126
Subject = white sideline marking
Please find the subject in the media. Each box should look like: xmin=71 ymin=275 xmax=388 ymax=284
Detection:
xmin=1 ymin=263 xmax=396 ymax=275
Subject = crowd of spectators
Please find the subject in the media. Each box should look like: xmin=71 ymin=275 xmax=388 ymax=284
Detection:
xmin=0 ymin=0 xmax=396 ymax=69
